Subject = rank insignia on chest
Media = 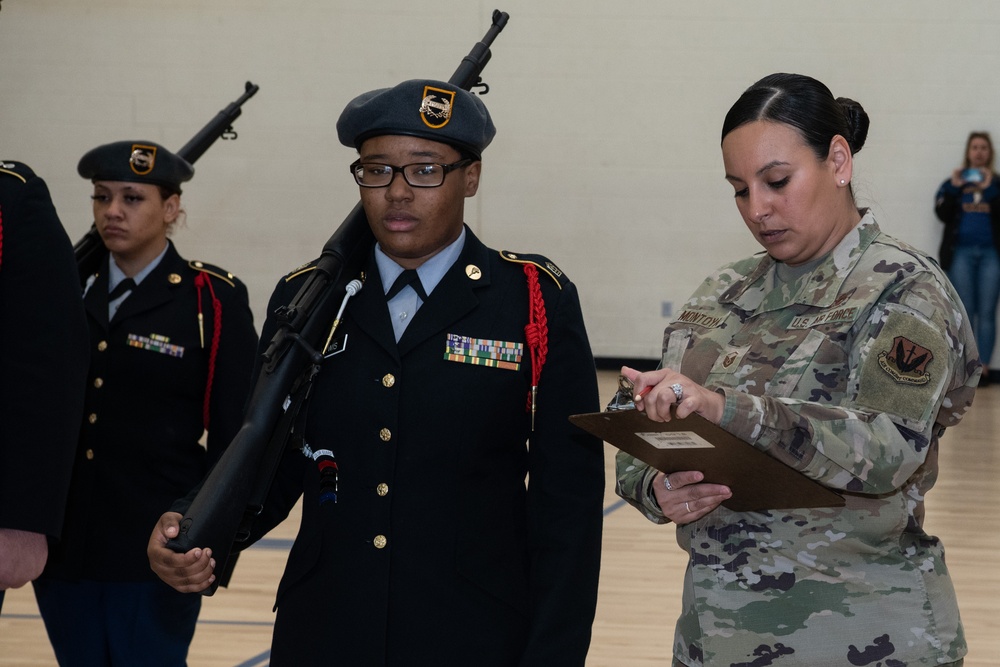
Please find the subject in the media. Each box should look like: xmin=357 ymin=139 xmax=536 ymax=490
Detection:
xmin=126 ymin=332 xmax=184 ymax=358
xmin=877 ymin=336 xmax=933 ymax=385
xmin=710 ymin=344 xmax=751 ymax=375
xmin=443 ymin=333 xmax=522 ymax=371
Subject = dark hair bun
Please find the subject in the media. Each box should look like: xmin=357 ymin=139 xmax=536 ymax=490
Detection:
xmin=837 ymin=97 xmax=869 ymax=154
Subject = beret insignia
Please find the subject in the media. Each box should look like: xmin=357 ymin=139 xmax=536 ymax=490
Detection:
xmin=419 ymin=86 xmax=456 ymax=129
xmin=129 ymin=144 xmax=157 ymax=176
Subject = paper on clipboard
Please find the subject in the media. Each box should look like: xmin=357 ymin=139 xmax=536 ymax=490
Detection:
xmin=570 ymin=408 xmax=844 ymax=512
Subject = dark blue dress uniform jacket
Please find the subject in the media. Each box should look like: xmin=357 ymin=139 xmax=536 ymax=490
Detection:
xmin=243 ymin=227 xmax=604 ymax=666
xmin=43 ymin=240 xmax=258 ymax=582
xmin=0 ymin=162 xmax=88 ymax=541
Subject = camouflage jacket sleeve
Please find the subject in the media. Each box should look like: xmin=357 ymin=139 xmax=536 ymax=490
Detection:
xmin=616 ymin=214 xmax=980 ymax=519
xmin=717 ymin=261 xmax=979 ymax=495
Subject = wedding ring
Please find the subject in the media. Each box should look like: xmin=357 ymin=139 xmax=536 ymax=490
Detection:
xmin=663 ymin=476 xmax=674 ymax=491
xmin=684 ymin=502 xmax=691 ymax=513
xmin=671 ymin=383 xmax=684 ymax=402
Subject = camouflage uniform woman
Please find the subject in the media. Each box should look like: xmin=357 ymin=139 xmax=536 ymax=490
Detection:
xmin=616 ymin=73 xmax=977 ymax=667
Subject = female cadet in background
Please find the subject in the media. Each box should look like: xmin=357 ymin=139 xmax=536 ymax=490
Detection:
xmin=32 ymin=141 xmax=259 ymax=666
xmin=616 ymin=73 xmax=978 ymax=667
xmin=934 ymin=131 xmax=1000 ymax=386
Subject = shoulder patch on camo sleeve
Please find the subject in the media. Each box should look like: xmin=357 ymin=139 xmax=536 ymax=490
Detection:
xmin=856 ymin=307 xmax=946 ymax=429
xmin=877 ymin=337 xmax=933 ymax=385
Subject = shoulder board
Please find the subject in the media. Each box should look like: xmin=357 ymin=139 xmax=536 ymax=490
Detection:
xmin=0 ymin=161 xmax=33 ymax=183
xmin=188 ymin=260 xmax=236 ymax=287
xmin=499 ymin=250 xmax=568 ymax=289
xmin=284 ymin=260 xmax=318 ymax=282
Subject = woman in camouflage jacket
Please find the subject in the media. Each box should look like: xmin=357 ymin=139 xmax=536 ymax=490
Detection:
xmin=616 ymin=73 xmax=977 ymax=667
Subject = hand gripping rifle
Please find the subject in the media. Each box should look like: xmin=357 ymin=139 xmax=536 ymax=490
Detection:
xmin=72 ymin=81 xmax=260 ymax=284
xmin=166 ymin=10 xmax=510 ymax=595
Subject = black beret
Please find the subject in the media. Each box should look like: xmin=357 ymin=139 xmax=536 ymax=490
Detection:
xmin=336 ymin=79 xmax=496 ymax=159
xmin=77 ymin=141 xmax=194 ymax=193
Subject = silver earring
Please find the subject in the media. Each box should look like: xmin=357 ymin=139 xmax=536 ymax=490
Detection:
xmin=840 ymin=179 xmax=846 ymax=185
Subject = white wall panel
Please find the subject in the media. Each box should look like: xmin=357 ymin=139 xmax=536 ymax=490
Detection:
xmin=3 ymin=1 xmax=999 ymax=360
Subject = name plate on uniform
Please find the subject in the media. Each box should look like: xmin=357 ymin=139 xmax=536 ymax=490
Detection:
xmin=570 ymin=409 xmax=845 ymax=512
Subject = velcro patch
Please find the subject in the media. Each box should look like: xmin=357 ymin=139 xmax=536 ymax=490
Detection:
xmin=856 ymin=309 xmax=944 ymax=427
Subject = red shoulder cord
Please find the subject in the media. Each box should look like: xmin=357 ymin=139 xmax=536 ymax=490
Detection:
xmin=523 ymin=264 xmax=548 ymax=430
xmin=193 ymin=272 xmax=223 ymax=430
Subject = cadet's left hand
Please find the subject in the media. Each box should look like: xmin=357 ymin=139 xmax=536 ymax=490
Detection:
xmin=621 ymin=365 xmax=725 ymax=424
xmin=147 ymin=512 xmax=216 ymax=593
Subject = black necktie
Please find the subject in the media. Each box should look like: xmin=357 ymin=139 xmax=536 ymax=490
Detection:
xmin=385 ymin=269 xmax=427 ymax=301
xmin=108 ymin=277 xmax=136 ymax=301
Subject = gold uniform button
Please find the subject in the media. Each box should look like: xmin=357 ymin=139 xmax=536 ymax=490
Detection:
xmin=85 ymin=449 xmax=94 ymax=460
xmin=168 ymin=273 xmax=182 ymax=284
xmin=376 ymin=483 xmax=389 ymax=496
xmin=97 ymin=341 xmax=108 ymax=352
xmin=379 ymin=428 xmax=392 ymax=442
xmin=373 ymin=535 xmax=387 ymax=549
xmin=382 ymin=374 xmax=395 ymax=388
xmin=88 ymin=413 xmax=98 ymax=424
xmin=93 ymin=378 xmax=104 ymax=389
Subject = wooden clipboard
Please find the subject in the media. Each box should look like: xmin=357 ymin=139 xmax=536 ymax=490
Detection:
xmin=570 ymin=409 xmax=844 ymax=512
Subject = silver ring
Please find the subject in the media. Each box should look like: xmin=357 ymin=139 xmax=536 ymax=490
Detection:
xmin=663 ymin=476 xmax=673 ymax=491
xmin=684 ymin=501 xmax=691 ymax=513
xmin=671 ymin=383 xmax=684 ymax=402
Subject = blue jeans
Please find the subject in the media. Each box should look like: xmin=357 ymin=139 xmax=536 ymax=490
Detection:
xmin=948 ymin=242 xmax=1000 ymax=367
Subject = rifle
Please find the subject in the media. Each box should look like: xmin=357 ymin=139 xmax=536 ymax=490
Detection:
xmin=166 ymin=9 xmax=510 ymax=595
xmin=72 ymin=81 xmax=260 ymax=284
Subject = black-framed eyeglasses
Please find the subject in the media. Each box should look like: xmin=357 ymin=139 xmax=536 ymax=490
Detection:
xmin=349 ymin=159 xmax=473 ymax=188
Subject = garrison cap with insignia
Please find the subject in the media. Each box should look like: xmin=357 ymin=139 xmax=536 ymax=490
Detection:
xmin=336 ymin=79 xmax=496 ymax=159
xmin=77 ymin=141 xmax=194 ymax=194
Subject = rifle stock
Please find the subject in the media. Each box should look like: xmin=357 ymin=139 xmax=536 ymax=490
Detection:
xmin=167 ymin=10 xmax=510 ymax=595
xmin=73 ymin=82 xmax=260 ymax=284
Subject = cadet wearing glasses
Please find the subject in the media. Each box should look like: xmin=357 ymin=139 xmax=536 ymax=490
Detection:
xmin=149 ymin=78 xmax=605 ymax=666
